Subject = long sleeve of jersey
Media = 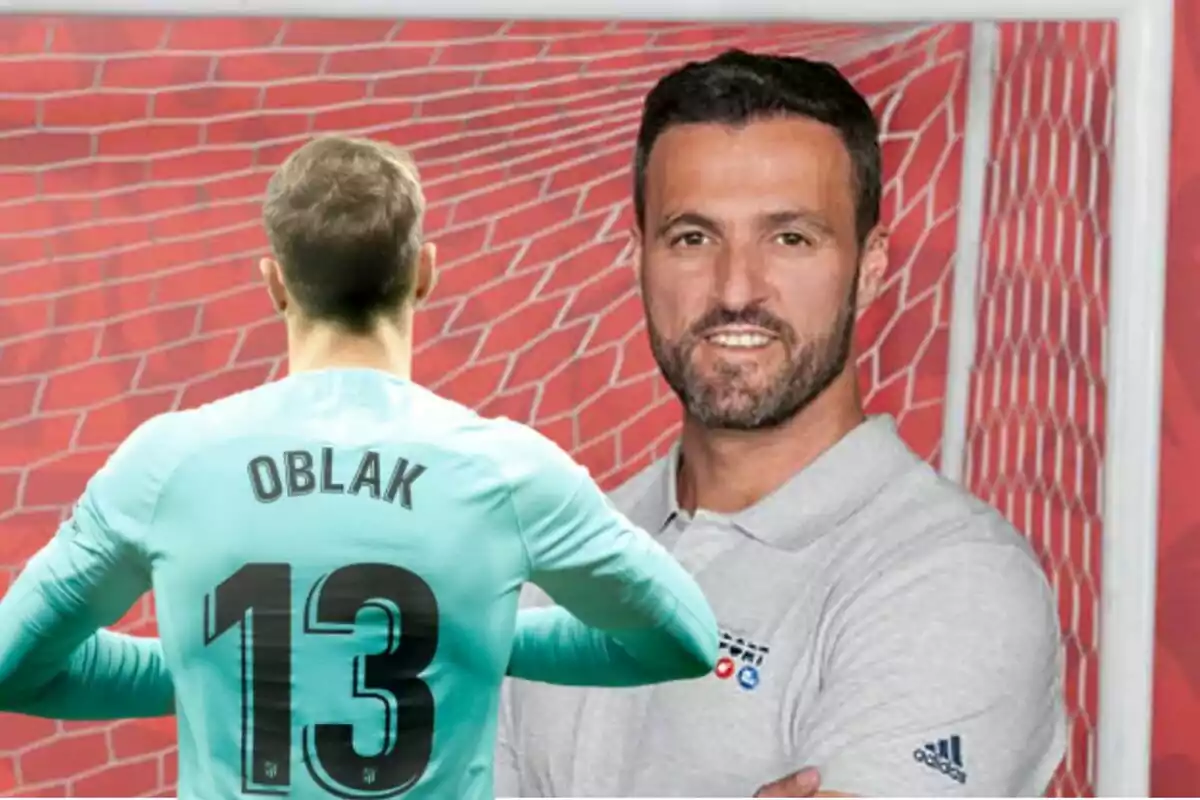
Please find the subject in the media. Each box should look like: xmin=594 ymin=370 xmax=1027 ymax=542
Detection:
xmin=502 ymin=425 xmax=718 ymax=686
xmin=0 ymin=417 xmax=176 ymax=719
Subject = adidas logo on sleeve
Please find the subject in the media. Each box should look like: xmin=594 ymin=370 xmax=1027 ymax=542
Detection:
xmin=912 ymin=735 xmax=967 ymax=784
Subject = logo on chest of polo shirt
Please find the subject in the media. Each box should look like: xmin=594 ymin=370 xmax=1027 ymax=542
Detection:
xmin=713 ymin=629 xmax=770 ymax=691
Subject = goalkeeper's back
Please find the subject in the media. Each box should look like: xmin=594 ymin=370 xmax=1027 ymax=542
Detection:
xmin=150 ymin=366 xmax=714 ymax=799
xmin=0 ymin=136 xmax=716 ymax=799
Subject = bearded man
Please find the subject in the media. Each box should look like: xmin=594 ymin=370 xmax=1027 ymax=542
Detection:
xmin=496 ymin=49 xmax=1066 ymax=799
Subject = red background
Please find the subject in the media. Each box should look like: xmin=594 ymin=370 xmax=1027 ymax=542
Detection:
xmin=0 ymin=6 xmax=1194 ymax=797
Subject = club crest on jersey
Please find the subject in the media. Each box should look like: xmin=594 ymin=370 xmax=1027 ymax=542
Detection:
xmin=713 ymin=628 xmax=770 ymax=691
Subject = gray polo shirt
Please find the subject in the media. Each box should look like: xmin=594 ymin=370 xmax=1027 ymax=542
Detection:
xmin=495 ymin=416 xmax=1065 ymax=797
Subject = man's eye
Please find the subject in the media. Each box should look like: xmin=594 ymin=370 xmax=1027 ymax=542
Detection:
xmin=671 ymin=231 xmax=709 ymax=247
xmin=777 ymin=231 xmax=812 ymax=247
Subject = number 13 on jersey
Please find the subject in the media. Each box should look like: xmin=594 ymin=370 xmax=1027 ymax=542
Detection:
xmin=204 ymin=562 xmax=440 ymax=798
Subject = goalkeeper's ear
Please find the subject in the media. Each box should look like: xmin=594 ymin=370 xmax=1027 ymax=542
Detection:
xmin=856 ymin=225 xmax=889 ymax=309
xmin=412 ymin=241 xmax=438 ymax=305
xmin=259 ymin=256 xmax=289 ymax=315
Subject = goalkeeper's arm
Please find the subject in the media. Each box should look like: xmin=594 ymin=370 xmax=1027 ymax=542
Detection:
xmin=0 ymin=418 xmax=176 ymax=719
xmin=500 ymin=422 xmax=718 ymax=686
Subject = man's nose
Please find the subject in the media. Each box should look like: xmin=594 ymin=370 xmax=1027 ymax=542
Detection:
xmin=711 ymin=244 xmax=769 ymax=309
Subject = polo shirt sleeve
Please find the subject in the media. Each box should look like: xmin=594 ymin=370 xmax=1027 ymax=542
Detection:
xmin=792 ymin=535 xmax=1065 ymax=797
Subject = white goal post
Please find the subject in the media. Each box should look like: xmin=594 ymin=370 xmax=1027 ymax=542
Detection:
xmin=0 ymin=0 xmax=1172 ymax=797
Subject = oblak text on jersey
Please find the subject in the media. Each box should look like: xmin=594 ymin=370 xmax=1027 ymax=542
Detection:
xmin=245 ymin=447 xmax=427 ymax=510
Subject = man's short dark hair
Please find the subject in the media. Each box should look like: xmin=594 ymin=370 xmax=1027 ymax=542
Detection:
xmin=262 ymin=135 xmax=425 ymax=332
xmin=634 ymin=49 xmax=882 ymax=244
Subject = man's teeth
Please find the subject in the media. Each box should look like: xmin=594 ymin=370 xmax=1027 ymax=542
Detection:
xmin=707 ymin=332 xmax=771 ymax=348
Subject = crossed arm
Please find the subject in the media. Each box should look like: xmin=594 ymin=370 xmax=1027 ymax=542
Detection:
xmin=764 ymin=540 xmax=1064 ymax=798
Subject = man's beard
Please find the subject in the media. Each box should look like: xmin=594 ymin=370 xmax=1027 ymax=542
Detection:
xmin=646 ymin=295 xmax=856 ymax=431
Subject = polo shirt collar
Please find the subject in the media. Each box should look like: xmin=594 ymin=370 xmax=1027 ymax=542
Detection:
xmin=636 ymin=415 xmax=916 ymax=550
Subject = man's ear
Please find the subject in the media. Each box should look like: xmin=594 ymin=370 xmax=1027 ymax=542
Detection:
xmin=856 ymin=225 xmax=889 ymax=310
xmin=413 ymin=242 xmax=438 ymax=304
xmin=629 ymin=225 xmax=644 ymax=282
xmin=259 ymin=257 xmax=288 ymax=315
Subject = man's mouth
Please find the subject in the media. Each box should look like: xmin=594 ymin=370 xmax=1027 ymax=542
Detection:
xmin=702 ymin=326 xmax=777 ymax=350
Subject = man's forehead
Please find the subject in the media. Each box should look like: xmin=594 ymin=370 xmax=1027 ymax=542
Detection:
xmin=644 ymin=118 xmax=855 ymax=219
xmin=648 ymin=117 xmax=851 ymax=171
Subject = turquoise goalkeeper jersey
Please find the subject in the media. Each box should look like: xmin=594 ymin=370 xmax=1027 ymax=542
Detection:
xmin=0 ymin=368 xmax=718 ymax=799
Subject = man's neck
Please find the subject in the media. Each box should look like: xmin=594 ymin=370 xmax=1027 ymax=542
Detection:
xmin=675 ymin=370 xmax=865 ymax=515
xmin=286 ymin=318 xmax=414 ymax=379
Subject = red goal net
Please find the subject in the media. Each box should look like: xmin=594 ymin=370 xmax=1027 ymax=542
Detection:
xmin=0 ymin=16 xmax=1110 ymax=797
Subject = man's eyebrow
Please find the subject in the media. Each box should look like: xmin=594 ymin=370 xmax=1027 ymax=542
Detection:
xmin=656 ymin=212 xmax=720 ymax=238
xmin=655 ymin=210 xmax=838 ymax=239
xmin=762 ymin=210 xmax=836 ymax=237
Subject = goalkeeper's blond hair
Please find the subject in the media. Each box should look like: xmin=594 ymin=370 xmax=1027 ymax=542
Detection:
xmin=262 ymin=135 xmax=426 ymax=333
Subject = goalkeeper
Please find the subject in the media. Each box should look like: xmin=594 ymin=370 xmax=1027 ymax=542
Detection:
xmin=0 ymin=135 xmax=719 ymax=800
